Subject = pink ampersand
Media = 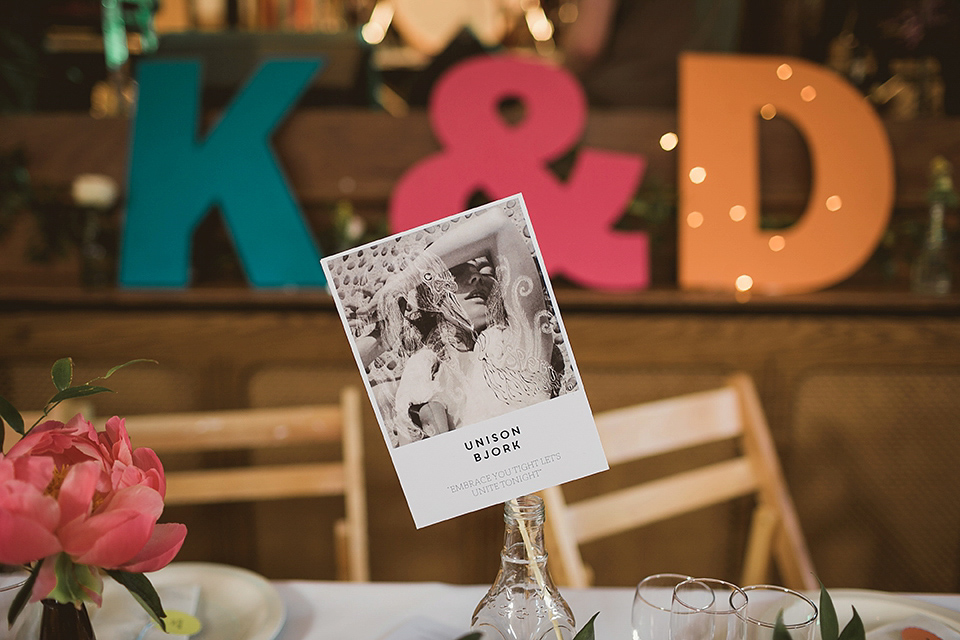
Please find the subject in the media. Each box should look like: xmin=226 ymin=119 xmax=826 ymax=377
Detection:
xmin=389 ymin=54 xmax=649 ymax=290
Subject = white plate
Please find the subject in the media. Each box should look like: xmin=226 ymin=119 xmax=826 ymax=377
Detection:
xmin=96 ymin=562 xmax=285 ymax=640
xmin=825 ymin=589 xmax=960 ymax=633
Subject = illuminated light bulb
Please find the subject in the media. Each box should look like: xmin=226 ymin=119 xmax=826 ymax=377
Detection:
xmin=526 ymin=8 xmax=554 ymax=41
xmin=735 ymin=274 xmax=754 ymax=292
xmin=687 ymin=211 xmax=704 ymax=228
xmin=361 ymin=1 xmax=393 ymax=45
xmin=361 ymin=22 xmax=386 ymax=44
xmin=760 ymin=103 xmax=777 ymax=120
xmin=689 ymin=166 xmax=707 ymax=184
xmin=558 ymin=1 xmax=578 ymax=22
xmin=659 ymin=132 xmax=679 ymax=151
xmin=801 ymin=85 xmax=817 ymax=102
xmin=776 ymin=64 xmax=793 ymax=80
xmin=769 ymin=235 xmax=786 ymax=252
xmin=729 ymin=205 xmax=746 ymax=222
xmin=826 ymin=195 xmax=842 ymax=211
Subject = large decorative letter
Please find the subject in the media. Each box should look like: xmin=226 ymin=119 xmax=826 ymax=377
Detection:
xmin=119 ymin=59 xmax=327 ymax=288
xmin=390 ymin=54 xmax=649 ymax=291
xmin=678 ymin=53 xmax=894 ymax=294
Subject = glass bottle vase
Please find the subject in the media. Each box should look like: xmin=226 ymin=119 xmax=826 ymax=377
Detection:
xmin=471 ymin=494 xmax=575 ymax=640
xmin=38 ymin=599 xmax=96 ymax=640
xmin=911 ymin=201 xmax=952 ymax=295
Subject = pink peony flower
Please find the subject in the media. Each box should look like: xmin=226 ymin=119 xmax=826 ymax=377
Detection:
xmin=0 ymin=456 xmax=61 ymax=565
xmin=0 ymin=414 xmax=186 ymax=604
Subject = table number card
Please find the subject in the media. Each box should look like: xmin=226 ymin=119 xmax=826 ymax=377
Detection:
xmin=322 ymin=194 xmax=608 ymax=527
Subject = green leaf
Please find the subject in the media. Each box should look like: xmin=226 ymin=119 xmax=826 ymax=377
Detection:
xmin=105 ymin=570 xmax=167 ymax=633
xmin=453 ymin=634 xmax=483 ymax=640
xmin=0 ymin=393 xmax=24 ymax=441
xmin=8 ymin=560 xmax=42 ymax=628
xmin=819 ymin=581 xmax=839 ymax=640
xmin=47 ymin=385 xmax=114 ymax=405
xmin=572 ymin=612 xmax=600 ymax=640
xmin=48 ymin=553 xmax=86 ymax=604
xmin=89 ymin=359 xmax=158 ymax=384
xmin=51 ymin=357 xmax=74 ymax=391
xmin=837 ymin=607 xmax=866 ymax=640
xmin=773 ymin=611 xmax=792 ymax=640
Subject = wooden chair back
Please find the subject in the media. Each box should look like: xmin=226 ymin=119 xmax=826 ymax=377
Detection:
xmin=541 ymin=373 xmax=816 ymax=590
xmin=12 ymin=389 xmax=369 ymax=581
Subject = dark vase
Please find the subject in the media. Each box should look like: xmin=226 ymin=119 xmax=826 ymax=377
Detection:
xmin=39 ymin=599 xmax=96 ymax=640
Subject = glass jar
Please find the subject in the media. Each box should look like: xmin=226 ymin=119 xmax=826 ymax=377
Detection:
xmin=471 ymin=494 xmax=575 ymax=640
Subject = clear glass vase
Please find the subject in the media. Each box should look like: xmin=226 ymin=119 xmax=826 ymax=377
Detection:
xmin=471 ymin=494 xmax=575 ymax=640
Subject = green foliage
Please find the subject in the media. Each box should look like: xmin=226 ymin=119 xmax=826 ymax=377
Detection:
xmin=106 ymin=569 xmax=167 ymax=632
xmin=572 ymin=612 xmax=599 ymax=640
xmin=7 ymin=559 xmax=42 ymax=629
xmin=0 ymin=357 xmax=157 ymax=448
xmin=771 ymin=584 xmax=863 ymax=640
xmin=0 ymin=394 xmax=23 ymax=445
xmin=773 ymin=611 xmax=792 ymax=640
xmin=820 ymin=582 xmax=865 ymax=640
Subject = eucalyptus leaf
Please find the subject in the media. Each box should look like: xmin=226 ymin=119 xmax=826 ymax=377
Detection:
xmin=47 ymin=385 xmax=114 ymax=405
xmin=819 ymin=582 xmax=840 ymax=640
xmin=0 ymin=393 xmax=24 ymax=440
xmin=90 ymin=359 xmax=158 ymax=383
xmin=51 ymin=357 xmax=74 ymax=391
xmin=7 ymin=559 xmax=42 ymax=628
xmin=572 ymin=612 xmax=600 ymax=640
xmin=837 ymin=607 xmax=865 ymax=640
xmin=105 ymin=570 xmax=167 ymax=632
xmin=773 ymin=611 xmax=792 ymax=640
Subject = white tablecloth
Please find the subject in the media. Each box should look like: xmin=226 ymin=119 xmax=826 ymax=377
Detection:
xmin=271 ymin=581 xmax=960 ymax=640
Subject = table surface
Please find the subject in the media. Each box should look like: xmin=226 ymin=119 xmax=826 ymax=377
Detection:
xmin=271 ymin=581 xmax=960 ymax=640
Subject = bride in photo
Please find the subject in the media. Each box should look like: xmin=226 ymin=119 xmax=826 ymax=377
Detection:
xmin=347 ymin=200 xmax=573 ymax=446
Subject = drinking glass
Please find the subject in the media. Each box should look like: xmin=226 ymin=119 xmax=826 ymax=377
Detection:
xmin=738 ymin=585 xmax=818 ymax=640
xmin=670 ymin=578 xmax=715 ymax=640
xmin=673 ymin=578 xmax=747 ymax=640
xmin=632 ymin=573 xmax=694 ymax=640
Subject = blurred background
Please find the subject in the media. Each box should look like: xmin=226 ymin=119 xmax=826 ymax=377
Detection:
xmin=1 ymin=0 xmax=959 ymax=595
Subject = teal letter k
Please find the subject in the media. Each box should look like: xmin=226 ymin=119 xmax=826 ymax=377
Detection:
xmin=119 ymin=58 xmax=326 ymax=288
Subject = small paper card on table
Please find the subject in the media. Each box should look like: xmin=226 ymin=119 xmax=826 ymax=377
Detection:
xmin=322 ymin=194 xmax=608 ymax=527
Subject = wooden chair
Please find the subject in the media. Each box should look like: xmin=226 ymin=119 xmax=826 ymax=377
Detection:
xmin=541 ymin=372 xmax=816 ymax=590
xmin=101 ymin=388 xmax=369 ymax=582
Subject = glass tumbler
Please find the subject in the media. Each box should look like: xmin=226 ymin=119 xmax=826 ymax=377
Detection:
xmin=738 ymin=585 xmax=818 ymax=640
xmin=632 ymin=573 xmax=694 ymax=640
xmin=674 ymin=578 xmax=747 ymax=640
xmin=670 ymin=578 xmax=716 ymax=640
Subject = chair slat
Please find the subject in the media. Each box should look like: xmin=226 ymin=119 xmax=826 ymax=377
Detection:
xmin=597 ymin=387 xmax=741 ymax=465
xmin=164 ymin=462 xmax=346 ymax=505
xmin=567 ymin=457 xmax=759 ymax=544
xmin=116 ymin=405 xmax=344 ymax=452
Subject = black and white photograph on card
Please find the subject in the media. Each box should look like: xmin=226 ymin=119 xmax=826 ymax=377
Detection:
xmin=326 ymin=195 xmax=578 ymax=447
xmin=322 ymin=194 xmax=607 ymax=528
